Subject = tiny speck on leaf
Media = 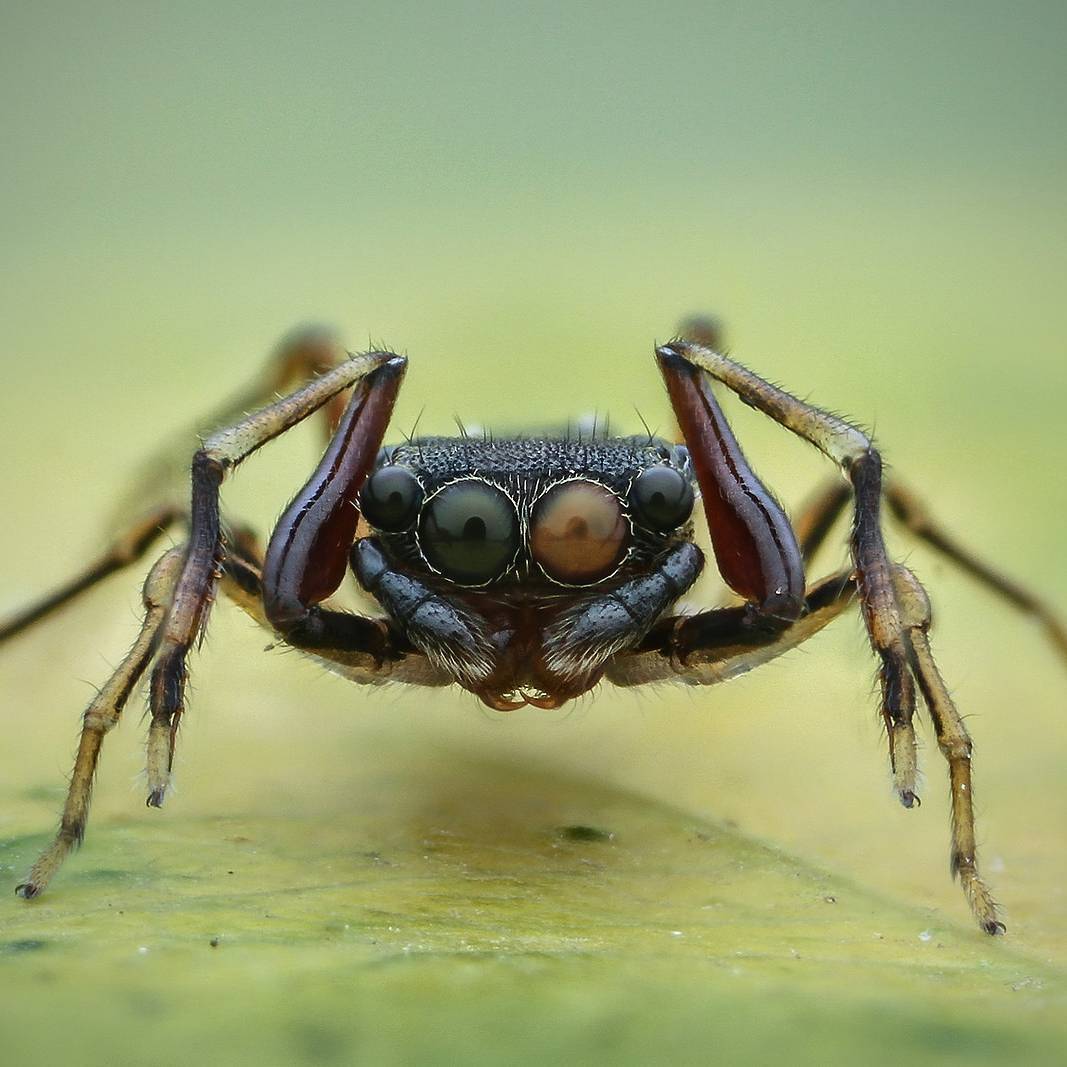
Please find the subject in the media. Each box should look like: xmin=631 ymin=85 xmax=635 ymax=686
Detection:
xmin=1011 ymin=977 xmax=1043 ymax=992
xmin=2 ymin=939 xmax=48 ymax=955
xmin=556 ymin=825 xmax=615 ymax=843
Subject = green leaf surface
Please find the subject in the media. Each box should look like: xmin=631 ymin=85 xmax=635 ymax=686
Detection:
xmin=3 ymin=748 xmax=1064 ymax=1067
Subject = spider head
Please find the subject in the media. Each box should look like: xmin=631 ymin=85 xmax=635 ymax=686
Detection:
xmin=355 ymin=435 xmax=696 ymax=593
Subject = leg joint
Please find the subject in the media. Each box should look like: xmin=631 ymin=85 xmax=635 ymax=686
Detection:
xmin=192 ymin=448 xmax=227 ymax=484
xmin=940 ymin=737 xmax=973 ymax=762
xmin=846 ymin=443 xmax=882 ymax=484
xmin=82 ymin=707 xmax=116 ymax=734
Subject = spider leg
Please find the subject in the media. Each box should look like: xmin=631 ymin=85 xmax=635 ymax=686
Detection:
xmin=886 ymin=482 xmax=1067 ymax=662
xmin=0 ymin=504 xmax=183 ymax=643
xmin=614 ymin=560 xmax=1004 ymax=932
xmin=791 ymin=476 xmax=1067 ymax=663
xmin=258 ymin=324 xmax=356 ymax=437
xmin=678 ymin=314 xmax=726 ymax=351
xmin=658 ymin=339 xmax=919 ymax=806
xmin=145 ymin=350 xmax=406 ymax=806
xmin=0 ymin=328 xmax=351 ymax=646
xmin=179 ymin=324 xmax=355 ymax=450
xmin=12 ymin=527 xmax=418 ymax=900
xmin=606 ymin=568 xmax=856 ymax=687
xmin=792 ymin=479 xmax=853 ymax=563
xmin=15 ymin=547 xmax=184 ymax=898
xmin=892 ymin=565 xmax=1004 ymax=934
xmin=224 ymin=545 xmax=446 ymax=688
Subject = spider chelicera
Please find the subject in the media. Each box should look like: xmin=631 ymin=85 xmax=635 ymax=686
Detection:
xmin=3 ymin=319 xmax=1064 ymax=934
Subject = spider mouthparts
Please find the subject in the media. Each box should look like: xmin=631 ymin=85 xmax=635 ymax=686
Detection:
xmin=523 ymin=687 xmax=565 ymax=710
xmin=479 ymin=686 xmax=564 ymax=711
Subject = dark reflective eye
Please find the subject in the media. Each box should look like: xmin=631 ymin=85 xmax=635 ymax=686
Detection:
xmin=531 ymin=480 xmax=629 ymax=585
xmin=360 ymin=466 xmax=423 ymax=532
xmin=418 ymin=480 xmax=519 ymax=584
xmin=629 ymin=466 xmax=694 ymax=531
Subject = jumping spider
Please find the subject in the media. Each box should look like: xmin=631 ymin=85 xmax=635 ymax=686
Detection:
xmin=3 ymin=318 xmax=1064 ymax=934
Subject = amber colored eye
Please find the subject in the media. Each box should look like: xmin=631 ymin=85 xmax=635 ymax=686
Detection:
xmin=530 ymin=480 xmax=629 ymax=585
xmin=629 ymin=465 xmax=694 ymax=531
xmin=418 ymin=480 xmax=519 ymax=584
xmin=360 ymin=466 xmax=424 ymax=532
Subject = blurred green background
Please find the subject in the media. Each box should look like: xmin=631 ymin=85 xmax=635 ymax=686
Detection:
xmin=1 ymin=3 xmax=1065 ymax=1064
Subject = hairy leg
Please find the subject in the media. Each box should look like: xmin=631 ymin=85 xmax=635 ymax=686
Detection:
xmin=886 ymin=482 xmax=1067 ymax=662
xmin=15 ymin=532 xmax=428 ymax=899
xmin=791 ymin=476 xmax=1067 ymax=663
xmin=0 ymin=505 xmax=183 ymax=643
xmin=14 ymin=547 xmax=184 ymax=898
xmin=224 ymin=545 xmax=443 ymax=687
xmin=0 ymin=328 xmax=351 ymax=646
xmin=607 ymin=568 xmax=856 ymax=687
xmin=892 ymin=565 xmax=1003 ymax=933
xmin=612 ymin=561 xmax=1003 ymax=933
xmin=193 ymin=324 xmax=355 ymax=444
xmin=792 ymin=479 xmax=853 ymax=563
xmin=146 ymin=350 xmax=405 ymax=806
xmin=659 ymin=339 xmax=919 ymax=805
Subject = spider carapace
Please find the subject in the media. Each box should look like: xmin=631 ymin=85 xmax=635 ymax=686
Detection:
xmin=4 ymin=320 xmax=1065 ymax=934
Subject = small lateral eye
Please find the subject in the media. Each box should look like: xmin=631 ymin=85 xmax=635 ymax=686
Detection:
xmin=360 ymin=465 xmax=424 ymax=532
xmin=418 ymin=479 xmax=519 ymax=585
xmin=531 ymin=480 xmax=629 ymax=585
xmin=629 ymin=465 xmax=694 ymax=531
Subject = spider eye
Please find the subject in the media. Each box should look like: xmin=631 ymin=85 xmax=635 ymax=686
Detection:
xmin=360 ymin=466 xmax=424 ymax=532
xmin=531 ymin=480 xmax=629 ymax=585
xmin=630 ymin=466 xmax=694 ymax=531
xmin=418 ymin=480 xmax=519 ymax=584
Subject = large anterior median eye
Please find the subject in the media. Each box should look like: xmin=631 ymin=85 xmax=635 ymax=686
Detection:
xmin=629 ymin=465 xmax=694 ymax=531
xmin=360 ymin=465 xmax=424 ymax=531
xmin=531 ymin=480 xmax=629 ymax=585
xmin=418 ymin=480 xmax=519 ymax=584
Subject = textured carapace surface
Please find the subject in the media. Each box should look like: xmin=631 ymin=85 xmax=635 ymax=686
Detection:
xmin=350 ymin=435 xmax=700 ymax=709
xmin=371 ymin=435 xmax=693 ymax=583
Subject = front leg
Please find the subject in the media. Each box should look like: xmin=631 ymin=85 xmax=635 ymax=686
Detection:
xmin=607 ymin=569 xmax=856 ymax=687
xmin=656 ymin=339 xmax=1013 ymax=934
xmin=658 ymin=340 xmax=919 ymax=807
xmin=146 ymin=350 xmax=406 ymax=806
xmin=0 ymin=327 xmax=352 ymax=646
xmin=221 ymin=550 xmax=448 ymax=688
